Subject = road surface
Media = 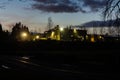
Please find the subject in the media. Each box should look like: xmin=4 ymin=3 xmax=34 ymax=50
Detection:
xmin=0 ymin=53 xmax=115 ymax=79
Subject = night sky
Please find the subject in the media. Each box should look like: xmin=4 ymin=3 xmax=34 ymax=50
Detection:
xmin=0 ymin=0 xmax=106 ymax=33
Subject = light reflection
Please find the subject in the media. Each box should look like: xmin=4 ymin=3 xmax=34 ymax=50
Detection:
xmin=19 ymin=60 xmax=29 ymax=64
xmin=1 ymin=65 xmax=10 ymax=69
xmin=21 ymin=56 xmax=30 ymax=60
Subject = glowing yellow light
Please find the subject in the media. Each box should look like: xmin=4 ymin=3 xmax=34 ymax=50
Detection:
xmin=50 ymin=31 xmax=55 ymax=39
xmin=36 ymin=35 xmax=40 ymax=39
xmin=91 ymin=37 xmax=95 ymax=42
xmin=40 ymin=38 xmax=47 ymax=40
xmin=74 ymin=28 xmax=77 ymax=33
xmin=21 ymin=32 xmax=27 ymax=38
xmin=98 ymin=35 xmax=104 ymax=40
xmin=99 ymin=36 xmax=102 ymax=39
xmin=60 ymin=27 xmax=64 ymax=31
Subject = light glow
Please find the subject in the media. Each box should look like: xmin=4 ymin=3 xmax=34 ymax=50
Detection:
xmin=36 ymin=35 xmax=40 ymax=39
xmin=91 ymin=36 xmax=95 ymax=42
xmin=50 ymin=31 xmax=55 ymax=39
xmin=60 ymin=27 xmax=64 ymax=31
xmin=74 ymin=28 xmax=77 ymax=33
xmin=21 ymin=32 xmax=27 ymax=38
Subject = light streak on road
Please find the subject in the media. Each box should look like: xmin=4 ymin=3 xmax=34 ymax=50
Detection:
xmin=1 ymin=65 xmax=10 ymax=69
xmin=21 ymin=56 xmax=30 ymax=60
xmin=19 ymin=60 xmax=29 ymax=64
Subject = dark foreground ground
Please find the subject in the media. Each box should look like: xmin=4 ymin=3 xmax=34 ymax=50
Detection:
xmin=0 ymin=40 xmax=119 ymax=79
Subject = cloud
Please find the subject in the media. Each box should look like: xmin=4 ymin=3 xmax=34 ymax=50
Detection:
xmin=31 ymin=0 xmax=107 ymax=13
xmin=0 ymin=5 xmax=5 ymax=9
xmin=83 ymin=0 xmax=107 ymax=12
xmin=0 ymin=0 xmax=107 ymax=13
xmin=31 ymin=0 xmax=85 ymax=13
xmin=32 ymin=3 xmax=85 ymax=13
xmin=0 ymin=1 xmax=9 ymax=9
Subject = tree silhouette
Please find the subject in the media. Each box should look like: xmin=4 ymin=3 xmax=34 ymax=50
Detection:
xmin=103 ymin=0 xmax=120 ymax=35
xmin=104 ymin=0 xmax=120 ymax=20
xmin=11 ymin=22 xmax=21 ymax=37
xmin=11 ymin=22 xmax=30 ymax=41
xmin=0 ymin=24 xmax=2 ymax=32
xmin=0 ymin=24 xmax=10 ymax=41
xmin=47 ymin=17 xmax=53 ymax=31
xmin=113 ymin=15 xmax=120 ymax=36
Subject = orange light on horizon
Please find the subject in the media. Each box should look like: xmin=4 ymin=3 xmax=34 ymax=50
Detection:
xmin=91 ymin=36 xmax=95 ymax=42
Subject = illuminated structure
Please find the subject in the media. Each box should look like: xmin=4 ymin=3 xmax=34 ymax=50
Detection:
xmin=66 ymin=28 xmax=87 ymax=41
xmin=30 ymin=33 xmax=41 ymax=41
xmin=44 ymin=25 xmax=87 ymax=41
xmin=44 ymin=25 xmax=60 ymax=40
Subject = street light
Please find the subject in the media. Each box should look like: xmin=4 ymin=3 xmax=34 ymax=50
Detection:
xmin=21 ymin=32 xmax=27 ymax=38
xmin=20 ymin=32 xmax=28 ymax=41
xmin=60 ymin=27 xmax=64 ymax=32
xmin=36 ymin=35 xmax=40 ymax=39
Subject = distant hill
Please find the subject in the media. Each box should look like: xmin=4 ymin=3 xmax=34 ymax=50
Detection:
xmin=81 ymin=19 xmax=120 ymax=27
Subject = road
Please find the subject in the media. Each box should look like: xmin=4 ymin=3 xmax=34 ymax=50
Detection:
xmin=0 ymin=54 xmax=114 ymax=80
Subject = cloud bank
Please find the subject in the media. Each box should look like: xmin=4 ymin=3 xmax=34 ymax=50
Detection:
xmin=31 ymin=0 xmax=107 ymax=13
xmin=0 ymin=0 xmax=107 ymax=13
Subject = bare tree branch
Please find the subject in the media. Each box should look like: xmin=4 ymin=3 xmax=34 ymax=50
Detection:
xmin=104 ymin=0 xmax=120 ymax=20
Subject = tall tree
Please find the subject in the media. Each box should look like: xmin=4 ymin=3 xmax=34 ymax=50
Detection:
xmin=104 ymin=0 xmax=120 ymax=20
xmin=0 ymin=24 xmax=2 ymax=33
xmin=104 ymin=0 xmax=120 ymax=35
xmin=11 ymin=22 xmax=30 ymax=40
xmin=47 ymin=17 xmax=53 ymax=31
xmin=11 ymin=22 xmax=21 ymax=37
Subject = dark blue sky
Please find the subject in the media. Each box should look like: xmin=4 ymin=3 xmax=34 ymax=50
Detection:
xmin=0 ymin=0 xmax=106 ymax=32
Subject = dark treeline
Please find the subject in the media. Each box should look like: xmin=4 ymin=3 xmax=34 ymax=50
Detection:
xmin=0 ymin=22 xmax=120 ymax=55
